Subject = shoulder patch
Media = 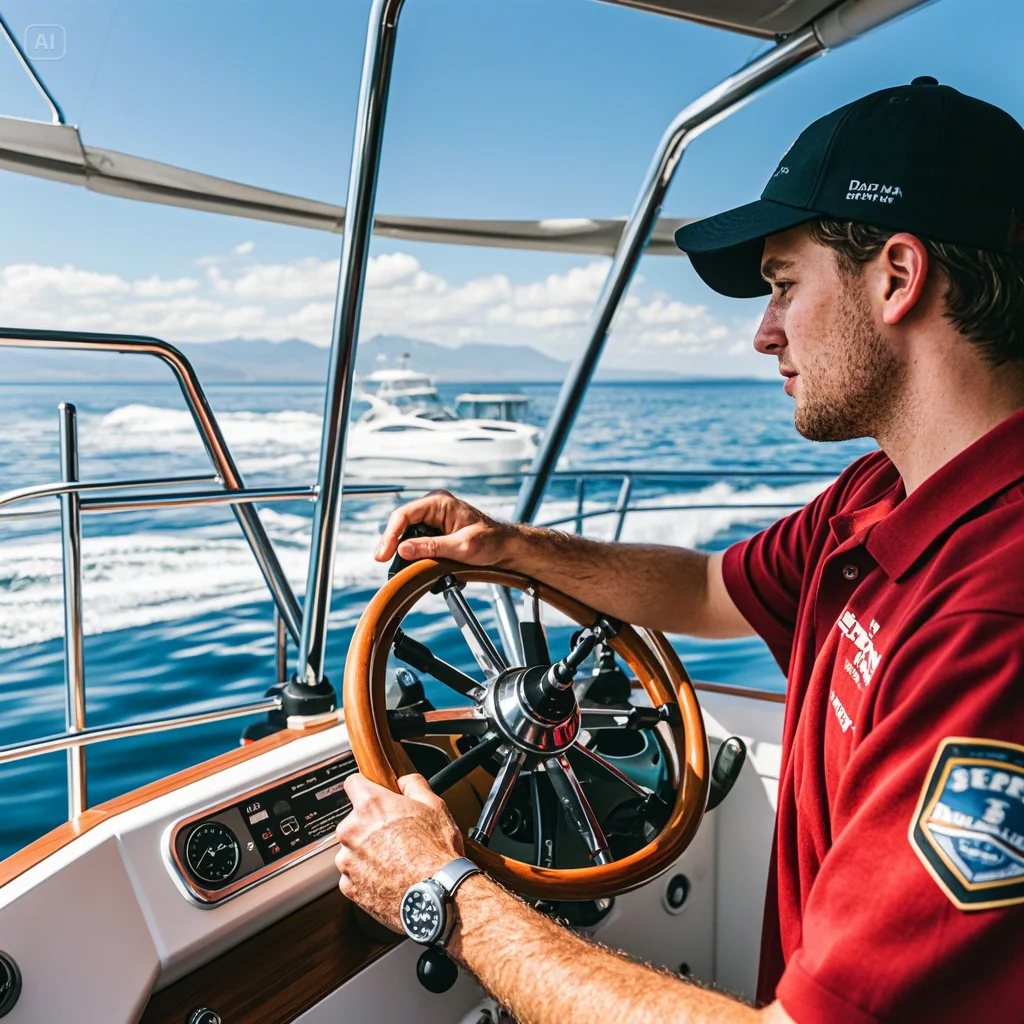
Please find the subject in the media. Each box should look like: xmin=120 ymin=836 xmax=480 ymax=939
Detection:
xmin=909 ymin=738 xmax=1024 ymax=911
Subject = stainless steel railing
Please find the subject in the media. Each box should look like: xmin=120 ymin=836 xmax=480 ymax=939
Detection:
xmin=0 ymin=334 xmax=399 ymax=811
xmin=533 ymin=467 xmax=834 ymax=539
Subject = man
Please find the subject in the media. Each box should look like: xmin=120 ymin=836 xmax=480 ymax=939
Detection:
xmin=335 ymin=78 xmax=1024 ymax=1023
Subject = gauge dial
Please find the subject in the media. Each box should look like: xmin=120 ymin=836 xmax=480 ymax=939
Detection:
xmin=185 ymin=821 xmax=241 ymax=885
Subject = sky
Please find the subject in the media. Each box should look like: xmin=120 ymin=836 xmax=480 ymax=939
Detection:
xmin=0 ymin=0 xmax=1021 ymax=378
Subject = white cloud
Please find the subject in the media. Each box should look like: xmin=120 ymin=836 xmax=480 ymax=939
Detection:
xmin=1 ymin=263 xmax=129 ymax=302
xmin=132 ymin=275 xmax=199 ymax=298
xmin=0 ymin=250 xmax=767 ymax=372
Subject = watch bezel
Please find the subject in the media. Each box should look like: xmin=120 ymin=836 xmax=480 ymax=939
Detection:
xmin=400 ymin=878 xmax=449 ymax=945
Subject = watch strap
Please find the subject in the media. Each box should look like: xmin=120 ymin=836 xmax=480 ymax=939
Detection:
xmin=433 ymin=856 xmax=481 ymax=897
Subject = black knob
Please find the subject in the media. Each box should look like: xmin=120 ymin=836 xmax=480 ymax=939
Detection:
xmin=665 ymin=873 xmax=690 ymax=911
xmin=706 ymin=736 xmax=747 ymax=811
xmin=416 ymin=946 xmax=459 ymax=993
xmin=0 ymin=951 xmax=21 ymax=1018
xmin=911 ymin=75 xmax=938 ymax=86
xmin=188 ymin=1009 xmax=222 ymax=1024
xmin=388 ymin=523 xmax=443 ymax=578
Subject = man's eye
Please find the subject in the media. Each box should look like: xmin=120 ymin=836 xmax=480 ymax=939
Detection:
xmin=775 ymin=281 xmax=793 ymax=296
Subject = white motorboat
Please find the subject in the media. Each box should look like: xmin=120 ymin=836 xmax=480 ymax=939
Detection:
xmin=347 ymin=369 xmax=540 ymax=480
xmin=0 ymin=1 xmax=954 ymax=1022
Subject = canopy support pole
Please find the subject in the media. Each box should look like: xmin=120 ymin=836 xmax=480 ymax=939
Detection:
xmin=290 ymin=0 xmax=406 ymax=712
xmin=512 ymin=28 xmax=823 ymax=527
xmin=0 ymin=10 xmax=65 ymax=125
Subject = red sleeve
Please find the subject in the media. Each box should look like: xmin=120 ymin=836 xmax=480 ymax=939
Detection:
xmin=776 ymin=612 xmax=1024 ymax=1024
xmin=721 ymin=485 xmax=837 ymax=675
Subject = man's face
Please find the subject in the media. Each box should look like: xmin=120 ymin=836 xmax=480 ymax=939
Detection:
xmin=754 ymin=225 xmax=904 ymax=442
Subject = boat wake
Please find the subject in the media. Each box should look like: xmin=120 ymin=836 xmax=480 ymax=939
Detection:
xmin=0 ymin=479 xmax=829 ymax=649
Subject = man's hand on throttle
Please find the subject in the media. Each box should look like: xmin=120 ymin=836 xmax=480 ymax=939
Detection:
xmin=375 ymin=490 xmax=516 ymax=567
xmin=335 ymin=772 xmax=464 ymax=932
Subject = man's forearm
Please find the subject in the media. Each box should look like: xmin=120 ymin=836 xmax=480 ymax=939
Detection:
xmin=498 ymin=525 xmax=718 ymax=636
xmin=448 ymin=874 xmax=770 ymax=1024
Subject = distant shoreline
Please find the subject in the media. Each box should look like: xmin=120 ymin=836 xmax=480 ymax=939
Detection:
xmin=0 ymin=376 xmax=777 ymax=387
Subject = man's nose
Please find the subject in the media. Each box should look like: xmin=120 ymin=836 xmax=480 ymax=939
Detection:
xmin=753 ymin=302 xmax=787 ymax=356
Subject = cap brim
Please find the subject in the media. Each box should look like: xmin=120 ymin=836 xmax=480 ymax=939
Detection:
xmin=674 ymin=200 xmax=817 ymax=298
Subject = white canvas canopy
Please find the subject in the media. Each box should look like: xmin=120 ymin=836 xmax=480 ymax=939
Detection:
xmin=599 ymin=0 xmax=927 ymax=39
xmin=0 ymin=114 xmax=692 ymax=256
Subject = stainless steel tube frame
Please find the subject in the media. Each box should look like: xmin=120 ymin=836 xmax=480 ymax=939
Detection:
xmin=59 ymin=404 xmax=88 ymax=817
xmin=295 ymin=0 xmax=405 ymax=699
xmin=0 ymin=697 xmax=282 ymax=767
xmin=0 ymin=328 xmax=303 ymax=642
xmin=512 ymin=28 xmax=824 ymax=525
xmin=0 ymin=10 xmax=65 ymax=124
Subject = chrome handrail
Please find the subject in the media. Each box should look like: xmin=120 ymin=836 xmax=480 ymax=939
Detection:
xmin=511 ymin=28 xmax=825 ymax=526
xmin=0 ymin=328 xmax=304 ymax=642
xmin=0 ymin=480 xmax=398 ymax=521
xmin=0 ymin=474 xmax=220 ymax=511
xmin=0 ymin=697 xmax=284 ymax=767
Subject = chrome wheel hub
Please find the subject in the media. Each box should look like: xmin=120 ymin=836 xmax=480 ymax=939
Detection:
xmin=485 ymin=665 xmax=580 ymax=755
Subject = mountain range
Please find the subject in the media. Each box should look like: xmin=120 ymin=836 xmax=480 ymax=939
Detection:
xmin=0 ymin=334 xmax=671 ymax=384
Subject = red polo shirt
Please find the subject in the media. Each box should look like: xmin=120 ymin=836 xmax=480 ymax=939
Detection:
xmin=722 ymin=407 xmax=1024 ymax=1024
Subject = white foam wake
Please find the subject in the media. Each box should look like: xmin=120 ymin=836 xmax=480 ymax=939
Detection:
xmin=0 ymin=479 xmax=829 ymax=649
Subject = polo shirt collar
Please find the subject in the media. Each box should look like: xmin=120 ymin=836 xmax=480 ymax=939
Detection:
xmin=864 ymin=405 xmax=1024 ymax=581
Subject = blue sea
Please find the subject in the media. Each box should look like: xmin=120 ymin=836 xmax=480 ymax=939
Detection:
xmin=0 ymin=379 xmax=873 ymax=861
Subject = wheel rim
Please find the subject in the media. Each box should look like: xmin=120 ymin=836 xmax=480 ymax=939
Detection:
xmin=343 ymin=558 xmax=710 ymax=900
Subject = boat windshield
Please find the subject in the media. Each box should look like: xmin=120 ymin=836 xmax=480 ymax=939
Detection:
xmin=387 ymin=391 xmax=460 ymax=420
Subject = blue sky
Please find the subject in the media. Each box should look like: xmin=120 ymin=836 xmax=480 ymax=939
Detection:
xmin=0 ymin=0 xmax=1021 ymax=376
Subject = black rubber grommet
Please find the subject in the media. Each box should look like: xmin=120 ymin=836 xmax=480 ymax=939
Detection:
xmin=280 ymin=676 xmax=337 ymax=717
xmin=0 ymin=951 xmax=22 ymax=1018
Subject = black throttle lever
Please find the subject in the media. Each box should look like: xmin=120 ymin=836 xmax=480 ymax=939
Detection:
xmin=388 ymin=523 xmax=444 ymax=578
xmin=706 ymin=736 xmax=747 ymax=811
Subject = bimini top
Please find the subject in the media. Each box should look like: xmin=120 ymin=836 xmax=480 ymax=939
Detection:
xmin=600 ymin=0 xmax=852 ymax=37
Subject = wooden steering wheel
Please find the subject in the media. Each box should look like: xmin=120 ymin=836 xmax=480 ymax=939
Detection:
xmin=343 ymin=558 xmax=709 ymax=901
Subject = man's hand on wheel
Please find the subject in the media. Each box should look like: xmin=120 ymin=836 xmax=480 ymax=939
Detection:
xmin=335 ymin=772 xmax=464 ymax=933
xmin=375 ymin=490 xmax=517 ymax=567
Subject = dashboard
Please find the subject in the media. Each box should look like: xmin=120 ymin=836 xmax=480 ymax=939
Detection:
xmin=169 ymin=752 xmax=358 ymax=904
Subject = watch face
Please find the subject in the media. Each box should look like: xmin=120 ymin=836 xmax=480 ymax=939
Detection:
xmin=401 ymin=883 xmax=445 ymax=944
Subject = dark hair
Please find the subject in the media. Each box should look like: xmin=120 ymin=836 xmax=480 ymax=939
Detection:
xmin=810 ymin=219 xmax=1024 ymax=366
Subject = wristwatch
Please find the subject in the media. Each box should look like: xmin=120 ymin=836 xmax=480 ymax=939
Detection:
xmin=399 ymin=856 xmax=481 ymax=947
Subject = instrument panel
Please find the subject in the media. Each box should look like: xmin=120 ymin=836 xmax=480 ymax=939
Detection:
xmin=168 ymin=752 xmax=358 ymax=905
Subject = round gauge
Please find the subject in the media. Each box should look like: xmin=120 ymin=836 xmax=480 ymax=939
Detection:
xmin=400 ymin=884 xmax=445 ymax=944
xmin=185 ymin=821 xmax=241 ymax=885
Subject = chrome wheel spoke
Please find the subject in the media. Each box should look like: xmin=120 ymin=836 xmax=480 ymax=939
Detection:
xmin=545 ymin=754 xmax=612 ymax=865
xmin=578 ymin=705 xmax=638 ymax=730
xmin=442 ymin=583 xmax=507 ymax=680
xmin=569 ymin=743 xmax=649 ymax=799
xmin=531 ymin=770 xmax=558 ymax=869
xmin=393 ymin=629 xmax=487 ymax=702
xmin=468 ymin=748 xmax=527 ymax=845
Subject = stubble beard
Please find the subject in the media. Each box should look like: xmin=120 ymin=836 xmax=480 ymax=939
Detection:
xmin=793 ymin=277 xmax=906 ymax=443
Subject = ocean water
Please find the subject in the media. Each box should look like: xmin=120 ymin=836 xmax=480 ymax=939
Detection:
xmin=0 ymin=379 xmax=874 ymax=860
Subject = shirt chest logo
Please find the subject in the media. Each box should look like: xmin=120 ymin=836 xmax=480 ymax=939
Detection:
xmin=910 ymin=738 xmax=1024 ymax=911
xmin=836 ymin=608 xmax=883 ymax=689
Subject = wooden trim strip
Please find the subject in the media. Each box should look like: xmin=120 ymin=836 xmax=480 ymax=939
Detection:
xmin=139 ymin=888 xmax=400 ymax=1024
xmin=0 ymin=722 xmax=335 ymax=891
xmin=691 ymin=680 xmax=786 ymax=705
xmin=630 ymin=676 xmax=786 ymax=705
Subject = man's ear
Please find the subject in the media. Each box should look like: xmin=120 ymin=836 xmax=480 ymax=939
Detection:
xmin=876 ymin=232 xmax=930 ymax=325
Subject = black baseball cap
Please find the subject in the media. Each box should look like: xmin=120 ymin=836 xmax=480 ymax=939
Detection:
xmin=674 ymin=77 xmax=1024 ymax=298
